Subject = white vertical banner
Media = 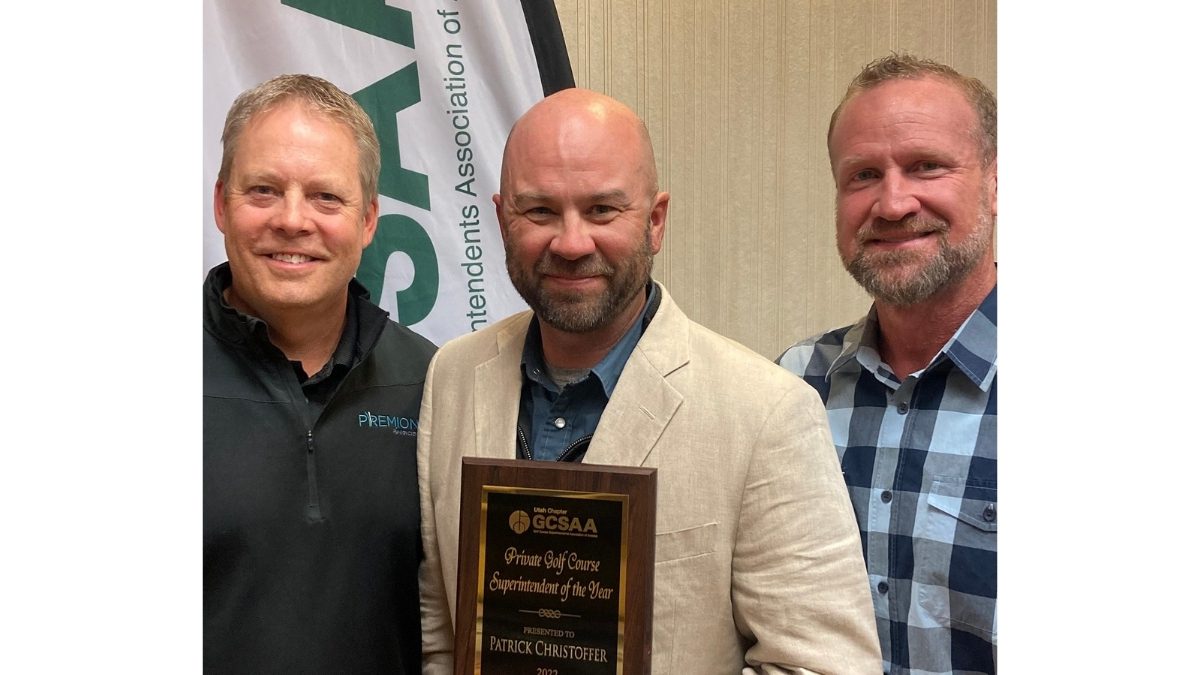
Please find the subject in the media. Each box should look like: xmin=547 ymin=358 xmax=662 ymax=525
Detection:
xmin=203 ymin=0 xmax=572 ymax=344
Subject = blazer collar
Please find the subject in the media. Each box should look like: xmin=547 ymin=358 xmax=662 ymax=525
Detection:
xmin=471 ymin=282 xmax=689 ymax=468
xmin=583 ymin=282 xmax=687 ymax=468
xmin=472 ymin=312 xmax=532 ymax=459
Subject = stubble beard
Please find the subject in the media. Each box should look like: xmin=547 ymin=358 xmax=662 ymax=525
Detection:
xmin=506 ymin=227 xmax=654 ymax=334
xmin=843 ymin=203 xmax=993 ymax=307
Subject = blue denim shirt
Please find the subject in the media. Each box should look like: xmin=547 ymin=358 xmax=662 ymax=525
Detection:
xmin=519 ymin=284 xmax=658 ymax=461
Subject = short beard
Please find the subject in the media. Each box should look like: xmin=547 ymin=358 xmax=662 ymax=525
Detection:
xmin=507 ymin=228 xmax=654 ymax=333
xmin=844 ymin=208 xmax=992 ymax=307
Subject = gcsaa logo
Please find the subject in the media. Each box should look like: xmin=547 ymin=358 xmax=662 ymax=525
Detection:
xmin=509 ymin=510 xmax=531 ymax=534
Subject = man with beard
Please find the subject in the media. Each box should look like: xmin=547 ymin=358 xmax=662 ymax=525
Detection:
xmin=417 ymin=88 xmax=880 ymax=673
xmin=777 ymin=54 xmax=998 ymax=674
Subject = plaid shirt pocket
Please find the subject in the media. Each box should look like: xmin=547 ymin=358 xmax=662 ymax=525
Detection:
xmin=914 ymin=478 xmax=997 ymax=638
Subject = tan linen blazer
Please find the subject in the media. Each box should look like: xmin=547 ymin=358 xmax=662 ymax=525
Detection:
xmin=418 ymin=284 xmax=880 ymax=674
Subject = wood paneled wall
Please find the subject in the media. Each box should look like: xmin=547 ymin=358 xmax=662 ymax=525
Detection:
xmin=553 ymin=0 xmax=996 ymax=358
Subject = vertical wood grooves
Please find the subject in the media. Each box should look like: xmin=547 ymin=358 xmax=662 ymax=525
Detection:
xmin=719 ymin=0 xmax=729 ymax=328
xmin=758 ymin=0 xmax=768 ymax=324
xmin=773 ymin=0 xmax=786 ymax=339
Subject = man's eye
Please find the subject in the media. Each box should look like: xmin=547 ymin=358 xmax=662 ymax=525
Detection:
xmin=314 ymin=192 xmax=342 ymax=204
xmin=249 ymin=185 xmax=275 ymax=196
xmin=589 ymin=205 xmax=618 ymax=219
xmin=525 ymin=206 xmax=554 ymax=217
xmin=851 ymin=169 xmax=879 ymax=182
xmin=914 ymin=161 xmax=943 ymax=172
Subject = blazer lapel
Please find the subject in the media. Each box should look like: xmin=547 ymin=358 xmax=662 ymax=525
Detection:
xmin=472 ymin=313 xmax=530 ymax=460
xmin=584 ymin=284 xmax=689 ymax=468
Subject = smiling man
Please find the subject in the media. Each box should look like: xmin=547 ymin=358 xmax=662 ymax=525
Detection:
xmin=778 ymin=54 xmax=998 ymax=674
xmin=203 ymin=74 xmax=435 ymax=673
xmin=417 ymin=88 xmax=879 ymax=673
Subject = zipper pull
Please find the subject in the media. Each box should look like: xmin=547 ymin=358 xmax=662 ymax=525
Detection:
xmin=305 ymin=430 xmax=323 ymax=521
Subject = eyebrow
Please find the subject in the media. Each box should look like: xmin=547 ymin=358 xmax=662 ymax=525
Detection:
xmin=236 ymin=170 xmax=282 ymax=185
xmin=511 ymin=189 xmax=632 ymax=208
xmin=833 ymin=154 xmax=874 ymax=170
xmin=237 ymin=171 xmax=356 ymax=194
xmin=588 ymin=189 xmax=632 ymax=204
xmin=511 ymin=192 xmax=551 ymax=208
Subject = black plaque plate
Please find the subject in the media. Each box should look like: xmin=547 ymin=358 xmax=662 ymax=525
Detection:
xmin=455 ymin=458 xmax=655 ymax=675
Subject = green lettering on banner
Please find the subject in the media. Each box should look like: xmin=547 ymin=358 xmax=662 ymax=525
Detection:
xmin=354 ymin=63 xmax=430 ymax=211
xmin=354 ymin=64 xmax=439 ymax=323
xmin=359 ymin=215 xmax=439 ymax=325
xmin=282 ymin=0 xmax=414 ymax=47
xmin=282 ymin=0 xmax=441 ymax=325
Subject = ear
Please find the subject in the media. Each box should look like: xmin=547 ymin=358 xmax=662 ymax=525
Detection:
xmin=493 ymin=193 xmax=507 ymax=244
xmin=360 ymin=197 xmax=380 ymax=248
xmin=987 ymin=161 xmax=998 ymax=218
xmin=647 ymin=191 xmax=669 ymax=254
xmin=213 ymin=181 xmax=228 ymax=234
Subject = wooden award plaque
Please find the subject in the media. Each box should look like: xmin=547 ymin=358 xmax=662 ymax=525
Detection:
xmin=454 ymin=458 xmax=656 ymax=675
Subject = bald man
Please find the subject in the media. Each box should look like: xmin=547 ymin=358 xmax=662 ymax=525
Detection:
xmin=416 ymin=88 xmax=880 ymax=673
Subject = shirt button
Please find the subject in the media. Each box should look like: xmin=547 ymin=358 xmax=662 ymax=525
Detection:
xmin=553 ymin=417 xmax=566 ymax=429
xmin=877 ymin=581 xmax=889 ymax=594
xmin=983 ymin=503 xmax=996 ymax=522
xmin=897 ymin=402 xmax=909 ymax=414
xmin=880 ymin=490 xmax=892 ymax=503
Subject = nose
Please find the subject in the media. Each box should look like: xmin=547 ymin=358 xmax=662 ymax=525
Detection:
xmin=872 ymin=172 xmax=920 ymax=222
xmin=547 ymin=212 xmax=596 ymax=260
xmin=271 ymin=189 xmax=313 ymax=235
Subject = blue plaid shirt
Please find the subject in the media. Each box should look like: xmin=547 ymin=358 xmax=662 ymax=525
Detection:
xmin=777 ymin=285 xmax=997 ymax=675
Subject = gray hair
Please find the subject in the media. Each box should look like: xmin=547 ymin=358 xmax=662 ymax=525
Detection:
xmin=829 ymin=53 xmax=997 ymax=167
xmin=218 ymin=73 xmax=381 ymax=204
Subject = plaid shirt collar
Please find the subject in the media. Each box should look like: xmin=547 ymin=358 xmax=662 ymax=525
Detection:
xmin=826 ymin=283 xmax=998 ymax=391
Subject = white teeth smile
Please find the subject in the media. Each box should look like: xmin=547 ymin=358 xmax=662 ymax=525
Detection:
xmin=271 ymin=253 xmax=313 ymax=264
